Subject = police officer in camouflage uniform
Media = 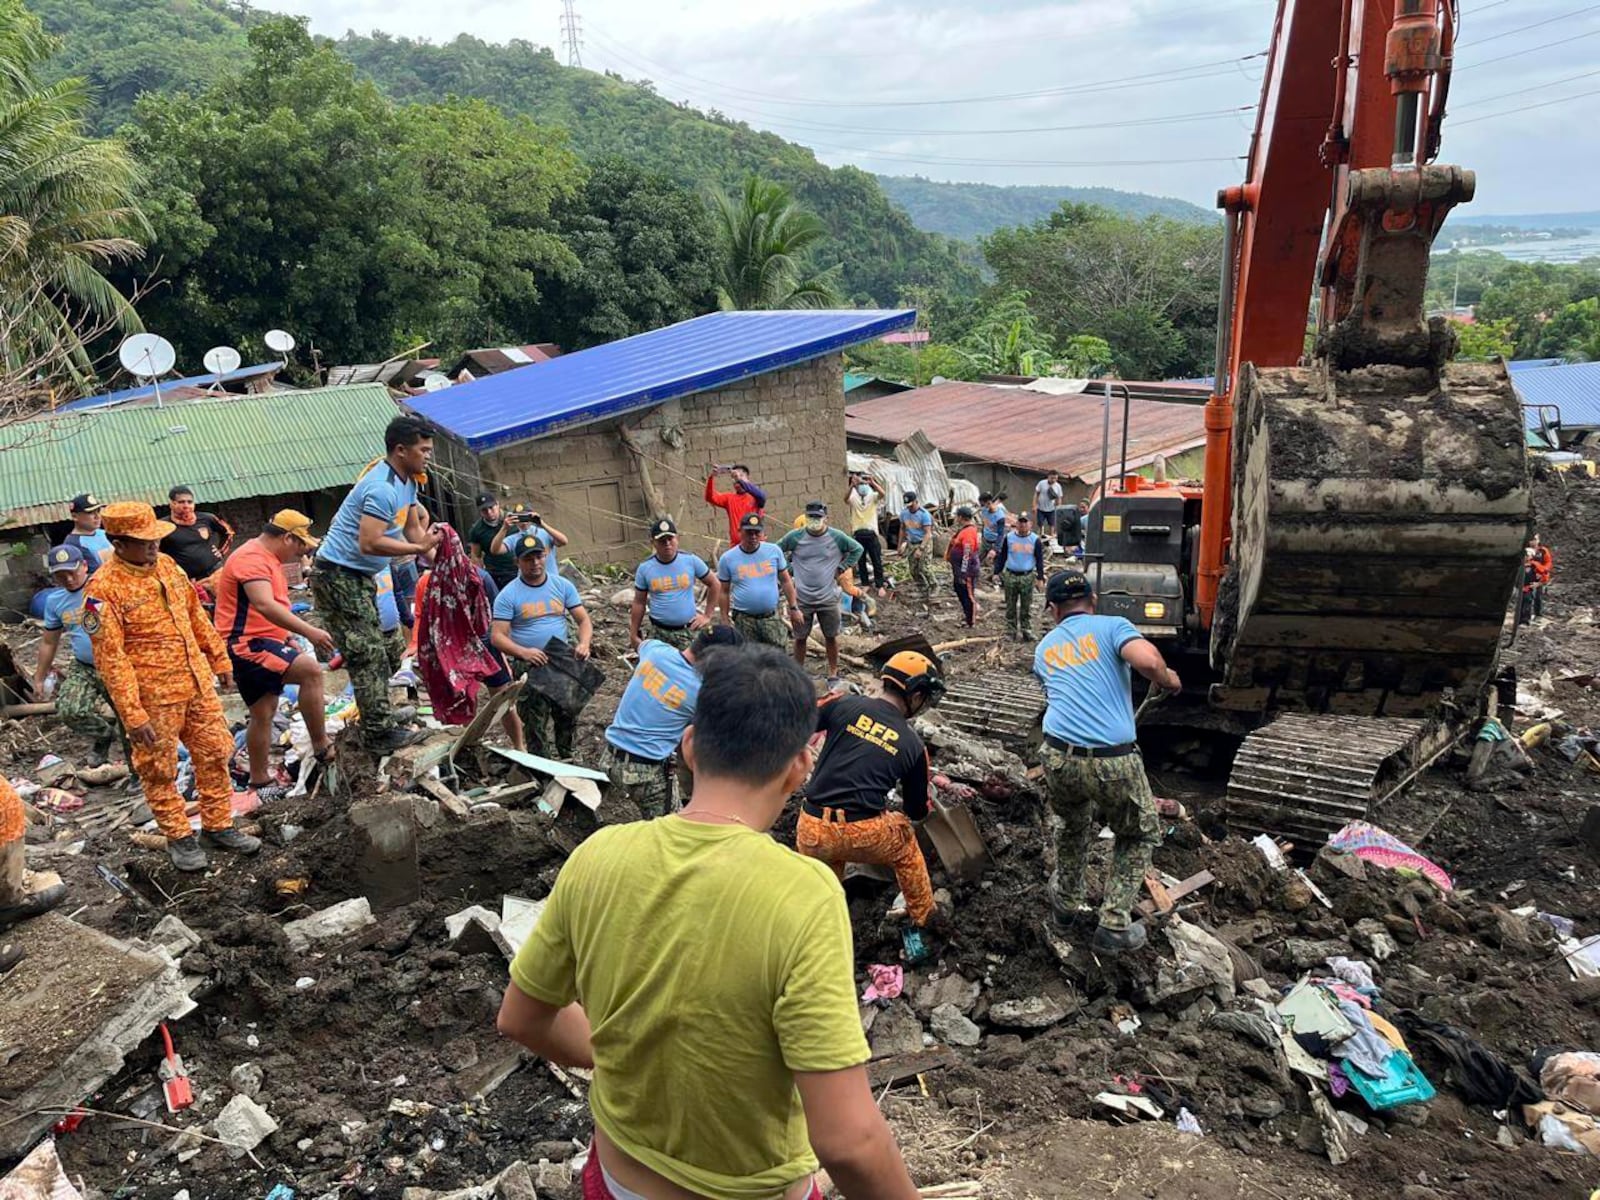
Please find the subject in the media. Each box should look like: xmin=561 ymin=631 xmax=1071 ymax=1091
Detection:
xmin=716 ymin=512 xmax=801 ymax=649
xmin=601 ymin=626 xmax=744 ymax=819
xmin=1034 ymin=570 xmax=1181 ymax=953
xmin=993 ymin=511 xmax=1046 ymax=641
xmin=31 ymin=544 xmax=129 ymax=765
xmin=312 ymin=416 xmax=441 ymax=753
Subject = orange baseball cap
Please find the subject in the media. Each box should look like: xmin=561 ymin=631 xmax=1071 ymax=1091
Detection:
xmin=270 ymin=509 xmax=320 ymax=547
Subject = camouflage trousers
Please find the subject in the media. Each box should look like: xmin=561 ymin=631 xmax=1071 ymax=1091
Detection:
xmin=600 ymin=744 xmax=676 ymax=819
xmin=1001 ymin=571 xmax=1037 ymax=638
xmin=56 ymin=660 xmax=128 ymax=755
xmin=516 ymin=685 xmax=578 ymax=762
xmin=1040 ymin=744 xmax=1159 ymax=932
xmin=905 ymin=544 xmax=933 ymax=599
xmin=646 ymin=622 xmax=697 ymax=652
xmin=732 ymin=610 xmax=791 ymax=649
xmin=312 ymin=568 xmax=404 ymax=745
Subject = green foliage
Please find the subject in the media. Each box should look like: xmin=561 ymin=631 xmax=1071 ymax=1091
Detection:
xmin=959 ymin=291 xmax=1056 ymax=376
xmin=1450 ymin=317 xmax=1515 ymax=362
xmin=711 ymin=175 xmax=841 ymax=311
xmin=982 ymin=202 xmax=1222 ymax=379
xmin=1537 ymin=298 xmax=1600 ymax=362
xmin=540 ymin=157 xmax=717 ymax=350
xmin=843 ymin=340 xmax=975 ymax=387
xmin=876 ymin=175 xmax=1215 ymax=241
xmin=0 ymin=0 xmax=148 ymax=383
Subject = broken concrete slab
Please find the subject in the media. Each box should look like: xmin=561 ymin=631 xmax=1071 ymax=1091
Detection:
xmin=867 ymin=1001 xmax=927 ymax=1059
xmin=0 ymin=912 xmax=200 ymax=1159
xmin=929 ymin=1004 xmax=982 ymax=1047
xmin=229 ymin=1062 xmax=264 ymax=1099
xmin=495 ymin=896 xmax=546 ymax=960
xmin=212 ymin=1093 xmax=278 ymax=1159
xmin=348 ymin=798 xmax=421 ymax=911
xmin=149 ymin=914 xmax=202 ymax=958
xmin=911 ymin=973 xmax=981 ymax=1018
xmin=282 ymin=898 xmax=376 ymax=954
xmin=988 ymin=995 xmax=1072 ymax=1029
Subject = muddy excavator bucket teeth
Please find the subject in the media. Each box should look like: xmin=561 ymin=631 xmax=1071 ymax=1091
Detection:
xmin=1213 ymin=359 xmax=1530 ymax=716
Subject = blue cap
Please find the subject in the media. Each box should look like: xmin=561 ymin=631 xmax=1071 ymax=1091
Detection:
xmin=46 ymin=544 xmax=87 ymax=571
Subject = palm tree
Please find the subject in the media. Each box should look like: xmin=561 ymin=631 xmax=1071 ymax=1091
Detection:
xmin=711 ymin=175 xmax=841 ymax=311
xmin=0 ymin=0 xmax=148 ymax=385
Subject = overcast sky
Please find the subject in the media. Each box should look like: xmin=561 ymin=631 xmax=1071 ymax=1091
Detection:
xmin=294 ymin=0 xmax=1596 ymax=215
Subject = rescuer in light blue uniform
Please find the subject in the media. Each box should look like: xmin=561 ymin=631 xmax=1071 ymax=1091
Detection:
xmin=1033 ymin=569 xmax=1181 ymax=955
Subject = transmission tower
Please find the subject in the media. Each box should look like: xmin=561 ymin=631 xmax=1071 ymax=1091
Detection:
xmin=559 ymin=0 xmax=583 ymax=68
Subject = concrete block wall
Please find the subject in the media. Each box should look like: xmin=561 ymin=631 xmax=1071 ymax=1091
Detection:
xmin=482 ymin=355 xmax=847 ymax=567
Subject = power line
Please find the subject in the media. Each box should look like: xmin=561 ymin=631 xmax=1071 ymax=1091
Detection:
xmin=1451 ymin=84 xmax=1600 ymax=125
xmin=1462 ymin=2 xmax=1600 ymax=45
xmin=1455 ymin=26 xmax=1600 ymax=69
xmin=586 ymin=25 xmax=1263 ymax=110
xmin=1452 ymin=66 xmax=1600 ymax=107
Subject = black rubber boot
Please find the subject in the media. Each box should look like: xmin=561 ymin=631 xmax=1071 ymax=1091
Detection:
xmin=1092 ymin=921 xmax=1148 ymax=954
xmin=0 ymin=881 xmax=68 ymax=932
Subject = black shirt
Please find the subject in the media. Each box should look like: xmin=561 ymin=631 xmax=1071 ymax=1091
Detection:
xmin=162 ymin=514 xmax=233 ymax=580
xmin=806 ymin=694 xmax=930 ymax=821
xmin=468 ymin=517 xmax=517 ymax=586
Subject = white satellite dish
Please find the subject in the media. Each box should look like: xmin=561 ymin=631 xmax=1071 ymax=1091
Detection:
xmin=422 ymin=372 xmax=451 ymax=393
xmin=118 ymin=333 xmax=176 ymax=379
xmin=203 ymin=345 xmax=242 ymax=375
xmin=264 ymin=329 xmax=296 ymax=354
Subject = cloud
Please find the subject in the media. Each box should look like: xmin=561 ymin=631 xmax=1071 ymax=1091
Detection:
xmin=291 ymin=0 xmax=1593 ymax=215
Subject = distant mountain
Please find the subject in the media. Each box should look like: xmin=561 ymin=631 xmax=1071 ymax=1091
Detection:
xmin=1449 ymin=211 xmax=1600 ymax=230
xmin=876 ymin=176 xmax=1216 ymax=240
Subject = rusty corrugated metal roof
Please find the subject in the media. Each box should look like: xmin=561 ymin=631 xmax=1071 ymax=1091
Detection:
xmin=844 ymin=380 xmax=1209 ymax=481
xmin=0 ymin=384 xmax=401 ymax=529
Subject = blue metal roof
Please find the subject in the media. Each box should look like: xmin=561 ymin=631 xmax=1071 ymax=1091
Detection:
xmin=1509 ymin=360 xmax=1600 ymax=430
xmin=58 ymin=362 xmax=284 ymax=412
xmin=408 ymin=309 xmax=916 ymax=452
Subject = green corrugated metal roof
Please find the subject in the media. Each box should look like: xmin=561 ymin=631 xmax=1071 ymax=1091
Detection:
xmin=0 ymin=384 xmax=402 ymax=528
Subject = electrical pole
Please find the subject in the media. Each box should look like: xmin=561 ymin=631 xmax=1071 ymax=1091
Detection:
xmin=560 ymin=0 xmax=583 ymax=68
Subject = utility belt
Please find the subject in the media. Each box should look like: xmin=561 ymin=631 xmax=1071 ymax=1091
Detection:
xmin=1003 ymin=569 xmax=1037 ymax=577
xmin=648 ymin=618 xmax=690 ymax=632
xmin=802 ymin=800 xmax=884 ymax=824
xmin=317 ymin=559 xmax=374 ymax=581
xmin=732 ymin=609 xmax=776 ymax=619
xmin=609 ymin=743 xmax=671 ymax=767
xmin=1044 ymin=734 xmax=1138 ymax=759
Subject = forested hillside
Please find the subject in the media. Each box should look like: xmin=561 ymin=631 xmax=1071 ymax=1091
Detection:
xmin=30 ymin=0 xmax=977 ymax=305
xmin=877 ymin=176 xmax=1214 ymax=240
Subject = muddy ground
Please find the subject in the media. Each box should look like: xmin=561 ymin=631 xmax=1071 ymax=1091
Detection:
xmin=3 ymin=475 xmax=1599 ymax=1199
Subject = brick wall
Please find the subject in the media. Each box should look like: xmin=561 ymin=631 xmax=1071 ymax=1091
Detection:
xmin=481 ymin=355 xmax=847 ymax=567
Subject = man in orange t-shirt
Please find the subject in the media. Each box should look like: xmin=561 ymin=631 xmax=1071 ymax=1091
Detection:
xmin=214 ymin=511 xmax=337 ymax=802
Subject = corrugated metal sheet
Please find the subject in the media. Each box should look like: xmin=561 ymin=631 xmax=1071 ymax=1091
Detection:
xmin=0 ymin=384 xmax=401 ymax=527
xmin=56 ymin=362 xmax=284 ymax=412
xmin=409 ymin=309 xmax=916 ymax=453
xmin=1509 ymin=360 xmax=1600 ymax=430
xmin=845 ymin=379 xmax=1207 ymax=481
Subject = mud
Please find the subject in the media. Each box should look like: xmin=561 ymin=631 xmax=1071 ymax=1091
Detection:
xmin=6 ymin=545 xmax=1600 ymax=1199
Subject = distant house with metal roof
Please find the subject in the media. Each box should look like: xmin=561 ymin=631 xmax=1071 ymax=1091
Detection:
xmin=447 ymin=343 xmax=564 ymax=379
xmin=844 ymin=372 xmax=915 ymax=404
xmin=53 ymin=361 xmax=286 ymax=413
xmin=0 ymin=384 xmax=404 ymax=618
xmin=844 ymin=378 xmax=1209 ymax=503
xmin=1509 ymin=359 xmax=1600 ymax=445
xmin=409 ymin=309 xmax=915 ymax=564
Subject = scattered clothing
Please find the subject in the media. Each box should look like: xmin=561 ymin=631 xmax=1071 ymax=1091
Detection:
xmin=860 ymin=963 xmax=904 ymax=1003
xmin=416 ymin=525 xmax=503 ymax=725
xmin=1325 ymin=821 xmax=1453 ymax=891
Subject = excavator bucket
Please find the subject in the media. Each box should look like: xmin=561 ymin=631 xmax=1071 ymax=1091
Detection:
xmin=1213 ymin=358 xmax=1530 ymax=720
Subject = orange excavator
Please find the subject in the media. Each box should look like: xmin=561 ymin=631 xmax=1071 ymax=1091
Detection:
xmin=1089 ymin=0 xmax=1531 ymax=839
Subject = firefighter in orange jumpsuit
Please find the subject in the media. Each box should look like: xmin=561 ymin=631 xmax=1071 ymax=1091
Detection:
xmin=85 ymin=502 xmax=261 ymax=872
xmin=1 ymin=777 xmax=68 ymax=972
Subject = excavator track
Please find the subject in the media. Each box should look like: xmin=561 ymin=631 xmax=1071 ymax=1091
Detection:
xmin=1225 ymin=713 xmax=1445 ymax=844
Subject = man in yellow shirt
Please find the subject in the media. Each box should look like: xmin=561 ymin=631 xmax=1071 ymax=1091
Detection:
xmin=497 ymin=647 xmax=918 ymax=1200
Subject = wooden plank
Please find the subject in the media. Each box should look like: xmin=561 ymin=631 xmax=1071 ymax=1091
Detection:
xmin=417 ymin=775 xmax=472 ymax=820
xmin=865 ymin=1047 xmax=958 ymax=1090
xmin=448 ymin=678 xmax=524 ymax=765
xmin=1143 ymin=871 xmax=1175 ymax=914
xmin=1136 ymin=868 xmax=1214 ymax=916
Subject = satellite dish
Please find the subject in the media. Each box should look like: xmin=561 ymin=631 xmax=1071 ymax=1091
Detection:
xmin=118 ymin=333 xmax=176 ymax=380
xmin=203 ymin=345 xmax=242 ymax=375
xmin=264 ymin=329 xmax=296 ymax=354
xmin=422 ymin=372 xmax=451 ymax=393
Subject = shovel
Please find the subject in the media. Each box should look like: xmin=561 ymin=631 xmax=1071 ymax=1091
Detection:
xmin=158 ymin=1023 xmax=193 ymax=1113
xmin=919 ymin=796 xmax=990 ymax=881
